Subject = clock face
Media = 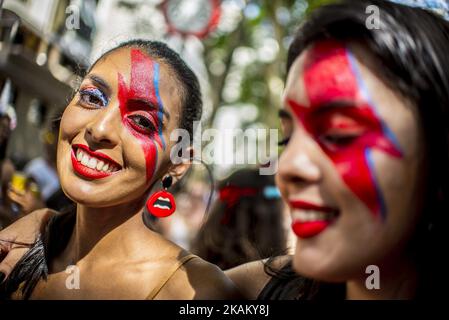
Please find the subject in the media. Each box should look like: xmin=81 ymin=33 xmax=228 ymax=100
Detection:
xmin=163 ymin=0 xmax=220 ymax=38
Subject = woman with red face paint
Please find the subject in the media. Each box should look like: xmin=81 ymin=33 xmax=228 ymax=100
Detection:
xmin=226 ymin=0 xmax=449 ymax=300
xmin=0 ymin=40 xmax=240 ymax=299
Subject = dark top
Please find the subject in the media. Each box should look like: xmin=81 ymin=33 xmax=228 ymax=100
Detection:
xmin=257 ymin=261 xmax=346 ymax=300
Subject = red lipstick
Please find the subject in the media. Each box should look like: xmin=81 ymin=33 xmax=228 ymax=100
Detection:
xmin=289 ymin=200 xmax=336 ymax=213
xmin=289 ymin=200 xmax=338 ymax=239
xmin=71 ymin=144 xmax=121 ymax=180
xmin=73 ymin=144 xmax=121 ymax=166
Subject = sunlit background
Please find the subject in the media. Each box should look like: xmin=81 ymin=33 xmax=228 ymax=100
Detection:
xmin=0 ymin=0 xmax=332 ymax=248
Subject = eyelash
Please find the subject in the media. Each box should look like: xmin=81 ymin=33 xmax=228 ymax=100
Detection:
xmin=278 ymin=137 xmax=290 ymax=146
xmin=320 ymin=132 xmax=360 ymax=147
xmin=79 ymin=87 xmax=108 ymax=108
xmin=127 ymin=114 xmax=157 ymax=135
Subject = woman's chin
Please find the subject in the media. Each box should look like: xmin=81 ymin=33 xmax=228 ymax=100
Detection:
xmin=60 ymin=177 xmax=147 ymax=209
xmin=59 ymin=179 xmax=113 ymax=207
xmin=292 ymin=261 xmax=350 ymax=283
xmin=292 ymin=246 xmax=357 ymax=283
xmin=61 ymin=188 xmax=105 ymax=207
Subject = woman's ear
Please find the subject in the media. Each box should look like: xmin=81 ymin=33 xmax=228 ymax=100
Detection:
xmin=167 ymin=146 xmax=194 ymax=185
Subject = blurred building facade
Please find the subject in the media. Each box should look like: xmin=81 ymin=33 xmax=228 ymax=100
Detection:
xmin=0 ymin=0 xmax=97 ymax=165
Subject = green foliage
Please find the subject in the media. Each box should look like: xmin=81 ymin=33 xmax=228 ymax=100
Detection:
xmin=204 ymin=0 xmax=334 ymax=129
xmin=306 ymin=0 xmax=338 ymax=14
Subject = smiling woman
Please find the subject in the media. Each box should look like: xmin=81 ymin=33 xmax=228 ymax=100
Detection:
xmin=0 ymin=40 xmax=239 ymax=300
xmin=226 ymin=0 xmax=449 ymax=300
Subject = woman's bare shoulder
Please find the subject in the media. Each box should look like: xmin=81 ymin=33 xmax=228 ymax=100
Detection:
xmin=224 ymin=255 xmax=292 ymax=300
xmin=154 ymin=255 xmax=243 ymax=300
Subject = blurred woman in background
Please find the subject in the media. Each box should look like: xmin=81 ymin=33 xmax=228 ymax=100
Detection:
xmin=192 ymin=168 xmax=288 ymax=270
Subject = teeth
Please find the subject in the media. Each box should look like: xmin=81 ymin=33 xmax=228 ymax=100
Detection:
xmin=96 ymin=160 xmax=104 ymax=171
xmin=75 ymin=148 xmax=119 ymax=173
xmin=76 ymin=149 xmax=82 ymax=161
xmin=154 ymin=204 xmax=170 ymax=209
xmin=292 ymin=209 xmax=335 ymax=222
xmin=87 ymin=158 xmax=97 ymax=169
xmin=81 ymin=154 xmax=89 ymax=166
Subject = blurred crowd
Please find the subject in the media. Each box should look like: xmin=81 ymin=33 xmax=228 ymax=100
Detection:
xmin=0 ymin=100 xmax=72 ymax=228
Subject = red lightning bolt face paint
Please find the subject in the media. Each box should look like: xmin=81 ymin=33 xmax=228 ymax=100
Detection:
xmin=288 ymin=41 xmax=403 ymax=218
xmin=118 ymin=49 xmax=166 ymax=182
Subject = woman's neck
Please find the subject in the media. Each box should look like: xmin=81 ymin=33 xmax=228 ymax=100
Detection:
xmin=345 ymin=258 xmax=418 ymax=300
xmin=56 ymin=199 xmax=152 ymax=268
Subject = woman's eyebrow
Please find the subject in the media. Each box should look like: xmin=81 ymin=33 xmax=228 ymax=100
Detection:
xmin=87 ymin=74 xmax=111 ymax=93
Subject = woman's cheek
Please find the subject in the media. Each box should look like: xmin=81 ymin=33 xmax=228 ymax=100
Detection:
xmin=123 ymin=133 xmax=161 ymax=182
xmin=121 ymin=128 xmax=158 ymax=182
xmin=275 ymin=164 xmax=287 ymax=199
xmin=60 ymin=105 xmax=89 ymax=140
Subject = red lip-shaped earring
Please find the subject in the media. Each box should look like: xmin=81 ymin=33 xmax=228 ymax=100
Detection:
xmin=146 ymin=175 xmax=176 ymax=218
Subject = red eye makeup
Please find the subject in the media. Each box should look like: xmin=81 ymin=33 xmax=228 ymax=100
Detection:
xmin=288 ymin=40 xmax=403 ymax=218
xmin=117 ymin=49 xmax=167 ymax=182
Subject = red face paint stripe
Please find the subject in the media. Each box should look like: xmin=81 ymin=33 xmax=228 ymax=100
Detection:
xmin=128 ymin=49 xmax=165 ymax=150
xmin=289 ymin=40 xmax=403 ymax=218
xmin=129 ymin=49 xmax=158 ymax=105
xmin=117 ymin=49 xmax=167 ymax=182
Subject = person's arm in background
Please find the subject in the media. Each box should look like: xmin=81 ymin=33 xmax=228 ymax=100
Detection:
xmin=0 ymin=209 xmax=55 ymax=283
xmin=225 ymin=255 xmax=291 ymax=299
xmin=7 ymin=182 xmax=46 ymax=217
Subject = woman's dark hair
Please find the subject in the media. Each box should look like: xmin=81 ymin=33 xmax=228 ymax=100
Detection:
xmin=262 ymin=0 xmax=449 ymax=300
xmin=0 ymin=39 xmax=202 ymax=299
xmin=191 ymin=168 xmax=287 ymax=270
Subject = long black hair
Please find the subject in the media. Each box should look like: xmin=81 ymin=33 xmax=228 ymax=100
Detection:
xmin=263 ymin=0 xmax=449 ymax=300
xmin=0 ymin=40 xmax=203 ymax=300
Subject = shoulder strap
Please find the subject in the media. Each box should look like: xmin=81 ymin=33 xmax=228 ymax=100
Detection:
xmin=145 ymin=253 xmax=198 ymax=300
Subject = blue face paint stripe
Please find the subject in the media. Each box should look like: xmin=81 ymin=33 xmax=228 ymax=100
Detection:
xmin=346 ymin=49 xmax=371 ymax=104
xmin=346 ymin=48 xmax=403 ymax=155
xmin=346 ymin=47 xmax=399 ymax=218
xmin=379 ymin=122 xmax=404 ymax=156
xmin=154 ymin=139 xmax=158 ymax=175
xmin=365 ymin=147 xmax=387 ymax=219
xmin=153 ymin=63 xmax=166 ymax=150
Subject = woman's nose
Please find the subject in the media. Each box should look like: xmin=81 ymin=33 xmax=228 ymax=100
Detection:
xmin=85 ymin=106 xmax=121 ymax=148
xmin=277 ymin=131 xmax=322 ymax=187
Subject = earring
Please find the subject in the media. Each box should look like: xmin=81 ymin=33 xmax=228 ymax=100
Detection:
xmin=146 ymin=175 xmax=176 ymax=218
